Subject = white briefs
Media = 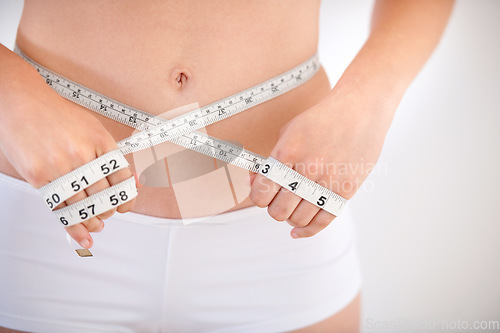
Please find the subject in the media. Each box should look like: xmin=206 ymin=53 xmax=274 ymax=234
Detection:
xmin=0 ymin=171 xmax=362 ymax=332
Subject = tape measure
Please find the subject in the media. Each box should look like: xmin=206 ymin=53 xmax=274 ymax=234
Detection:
xmin=15 ymin=46 xmax=348 ymax=228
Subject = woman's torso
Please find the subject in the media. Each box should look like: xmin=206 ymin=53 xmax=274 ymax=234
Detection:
xmin=0 ymin=0 xmax=332 ymax=218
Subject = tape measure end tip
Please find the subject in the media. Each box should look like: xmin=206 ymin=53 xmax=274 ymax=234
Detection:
xmin=75 ymin=249 xmax=93 ymax=257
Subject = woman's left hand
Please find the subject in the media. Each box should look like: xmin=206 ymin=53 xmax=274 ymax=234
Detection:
xmin=249 ymin=87 xmax=396 ymax=238
xmin=248 ymin=0 xmax=454 ymax=238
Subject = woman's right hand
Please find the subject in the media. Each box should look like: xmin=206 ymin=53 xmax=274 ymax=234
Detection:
xmin=0 ymin=44 xmax=136 ymax=249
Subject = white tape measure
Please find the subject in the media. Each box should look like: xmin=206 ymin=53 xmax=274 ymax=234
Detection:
xmin=15 ymin=46 xmax=347 ymax=228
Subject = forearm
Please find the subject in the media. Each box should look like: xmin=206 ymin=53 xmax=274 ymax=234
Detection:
xmin=327 ymin=0 xmax=454 ymax=118
xmin=0 ymin=43 xmax=60 ymax=121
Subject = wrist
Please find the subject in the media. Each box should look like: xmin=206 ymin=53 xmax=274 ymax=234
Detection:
xmin=324 ymin=37 xmax=413 ymax=123
xmin=338 ymin=36 xmax=410 ymax=95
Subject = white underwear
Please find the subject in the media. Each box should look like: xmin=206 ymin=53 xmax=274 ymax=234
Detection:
xmin=0 ymin=171 xmax=362 ymax=332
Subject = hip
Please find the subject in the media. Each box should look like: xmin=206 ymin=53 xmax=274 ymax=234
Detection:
xmin=0 ymin=169 xmax=361 ymax=332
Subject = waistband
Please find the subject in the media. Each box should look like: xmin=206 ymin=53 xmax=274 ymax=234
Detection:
xmin=0 ymin=171 xmax=266 ymax=226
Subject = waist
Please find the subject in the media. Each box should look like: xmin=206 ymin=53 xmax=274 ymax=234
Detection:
xmin=1 ymin=44 xmax=332 ymax=219
xmin=17 ymin=0 xmax=321 ymax=113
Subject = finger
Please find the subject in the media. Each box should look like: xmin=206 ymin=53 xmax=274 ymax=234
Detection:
xmin=249 ymin=173 xmax=281 ymax=208
xmin=83 ymin=177 xmax=116 ymax=220
xmin=272 ymin=157 xmax=319 ymax=225
xmin=64 ymin=189 xmax=104 ymax=233
xmin=95 ymin=138 xmax=137 ymax=214
xmin=267 ymin=187 xmax=302 ymax=221
xmin=287 ymin=200 xmax=320 ymax=228
xmin=65 ymin=223 xmax=94 ymax=249
xmin=82 ymin=217 xmax=104 ymax=232
xmin=106 ymin=167 xmax=136 ymax=213
xmin=56 ymin=200 xmax=94 ymax=248
xmin=249 ymin=172 xmax=258 ymax=185
xmin=51 ymin=147 xmax=107 ymax=232
xmin=291 ymin=209 xmax=336 ymax=239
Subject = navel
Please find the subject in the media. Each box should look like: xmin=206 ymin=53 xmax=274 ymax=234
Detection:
xmin=170 ymin=68 xmax=191 ymax=89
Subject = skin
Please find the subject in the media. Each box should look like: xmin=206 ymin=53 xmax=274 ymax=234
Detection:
xmin=0 ymin=0 xmax=454 ymax=332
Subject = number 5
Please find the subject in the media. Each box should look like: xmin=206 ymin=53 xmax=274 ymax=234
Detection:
xmin=317 ymin=196 xmax=327 ymax=207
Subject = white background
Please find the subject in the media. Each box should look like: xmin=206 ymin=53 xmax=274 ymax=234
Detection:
xmin=1 ymin=1 xmax=499 ymax=332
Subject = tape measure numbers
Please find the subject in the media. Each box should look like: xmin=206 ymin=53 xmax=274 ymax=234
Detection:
xmin=15 ymin=46 xmax=348 ymax=227
xmin=54 ymin=177 xmax=137 ymax=227
xmin=39 ymin=150 xmax=129 ymax=210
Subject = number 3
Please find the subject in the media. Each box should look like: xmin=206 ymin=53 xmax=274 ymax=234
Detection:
xmin=262 ymin=164 xmax=270 ymax=174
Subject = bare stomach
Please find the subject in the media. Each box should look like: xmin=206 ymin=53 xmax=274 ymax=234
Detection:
xmin=0 ymin=0 xmax=332 ymax=219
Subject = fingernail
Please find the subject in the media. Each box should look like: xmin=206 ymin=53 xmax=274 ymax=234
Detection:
xmin=291 ymin=232 xmax=299 ymax=239
xmin=80 ymin=239 xmax=90 ymax=248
